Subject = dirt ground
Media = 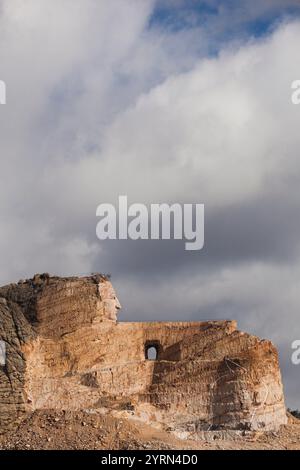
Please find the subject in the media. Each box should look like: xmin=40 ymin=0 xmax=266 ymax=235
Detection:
xmin=0 ymin=410 xmax=300 ymax=450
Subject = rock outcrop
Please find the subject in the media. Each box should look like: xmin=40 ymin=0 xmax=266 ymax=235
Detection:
xmin=0 ymin=274 xmax=287 ymax=435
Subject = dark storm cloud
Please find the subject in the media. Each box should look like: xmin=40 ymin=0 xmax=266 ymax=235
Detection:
xmin=90 ymin=189 xmax=300 ymax=280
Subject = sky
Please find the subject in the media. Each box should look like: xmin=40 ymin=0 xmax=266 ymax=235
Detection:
xmin=0 ymin=0 xmax=300 ymax=407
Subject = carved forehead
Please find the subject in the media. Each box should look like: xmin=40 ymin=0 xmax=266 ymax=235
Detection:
xmin=99 ymin=281 xmax=118 ymax=299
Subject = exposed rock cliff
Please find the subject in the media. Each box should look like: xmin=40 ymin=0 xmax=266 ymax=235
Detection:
xmin=0 ymin=274 xmax=287 ymax=436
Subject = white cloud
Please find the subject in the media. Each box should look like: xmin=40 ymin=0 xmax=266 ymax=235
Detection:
xmin=96 ymin=21 xmax=300 ymax=208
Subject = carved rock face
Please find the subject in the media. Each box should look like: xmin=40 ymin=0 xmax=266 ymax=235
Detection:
xmin=0 ymin=274 xmax=287 ymax=436
xmin=98 ymin=280 xmax=121 ymax=322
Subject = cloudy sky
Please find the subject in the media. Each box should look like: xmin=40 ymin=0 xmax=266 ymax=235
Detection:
xmin=0 ymin=0 xmax=300 ymax=407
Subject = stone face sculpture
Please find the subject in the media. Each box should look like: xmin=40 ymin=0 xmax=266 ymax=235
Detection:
xmin=0 ymin=274 xmax=287 ymax=435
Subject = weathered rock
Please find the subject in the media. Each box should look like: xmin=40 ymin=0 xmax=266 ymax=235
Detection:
xmin=0 ymin=274 xmax=287 ymax=435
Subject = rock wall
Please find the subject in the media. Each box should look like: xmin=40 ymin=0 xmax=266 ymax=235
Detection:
xmin=0 ymin=296 xmax=36 ymax=431
xmin=0 ymin=274 xmax=287 ymax=434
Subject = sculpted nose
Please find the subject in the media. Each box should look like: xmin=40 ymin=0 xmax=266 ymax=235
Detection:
xmin=115 ymin=297 xmax=121 ymax=310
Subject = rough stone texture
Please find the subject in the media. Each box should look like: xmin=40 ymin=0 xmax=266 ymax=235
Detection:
xmin=0 ymin=274 xmax=287 ymax=435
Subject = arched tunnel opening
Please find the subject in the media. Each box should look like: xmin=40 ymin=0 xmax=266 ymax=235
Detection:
xmin=145 ymin=341 xmax=161 ymax=361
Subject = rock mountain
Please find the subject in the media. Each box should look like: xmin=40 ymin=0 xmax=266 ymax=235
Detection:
xmin=0 ymin=274 xmax=287 ymax=438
